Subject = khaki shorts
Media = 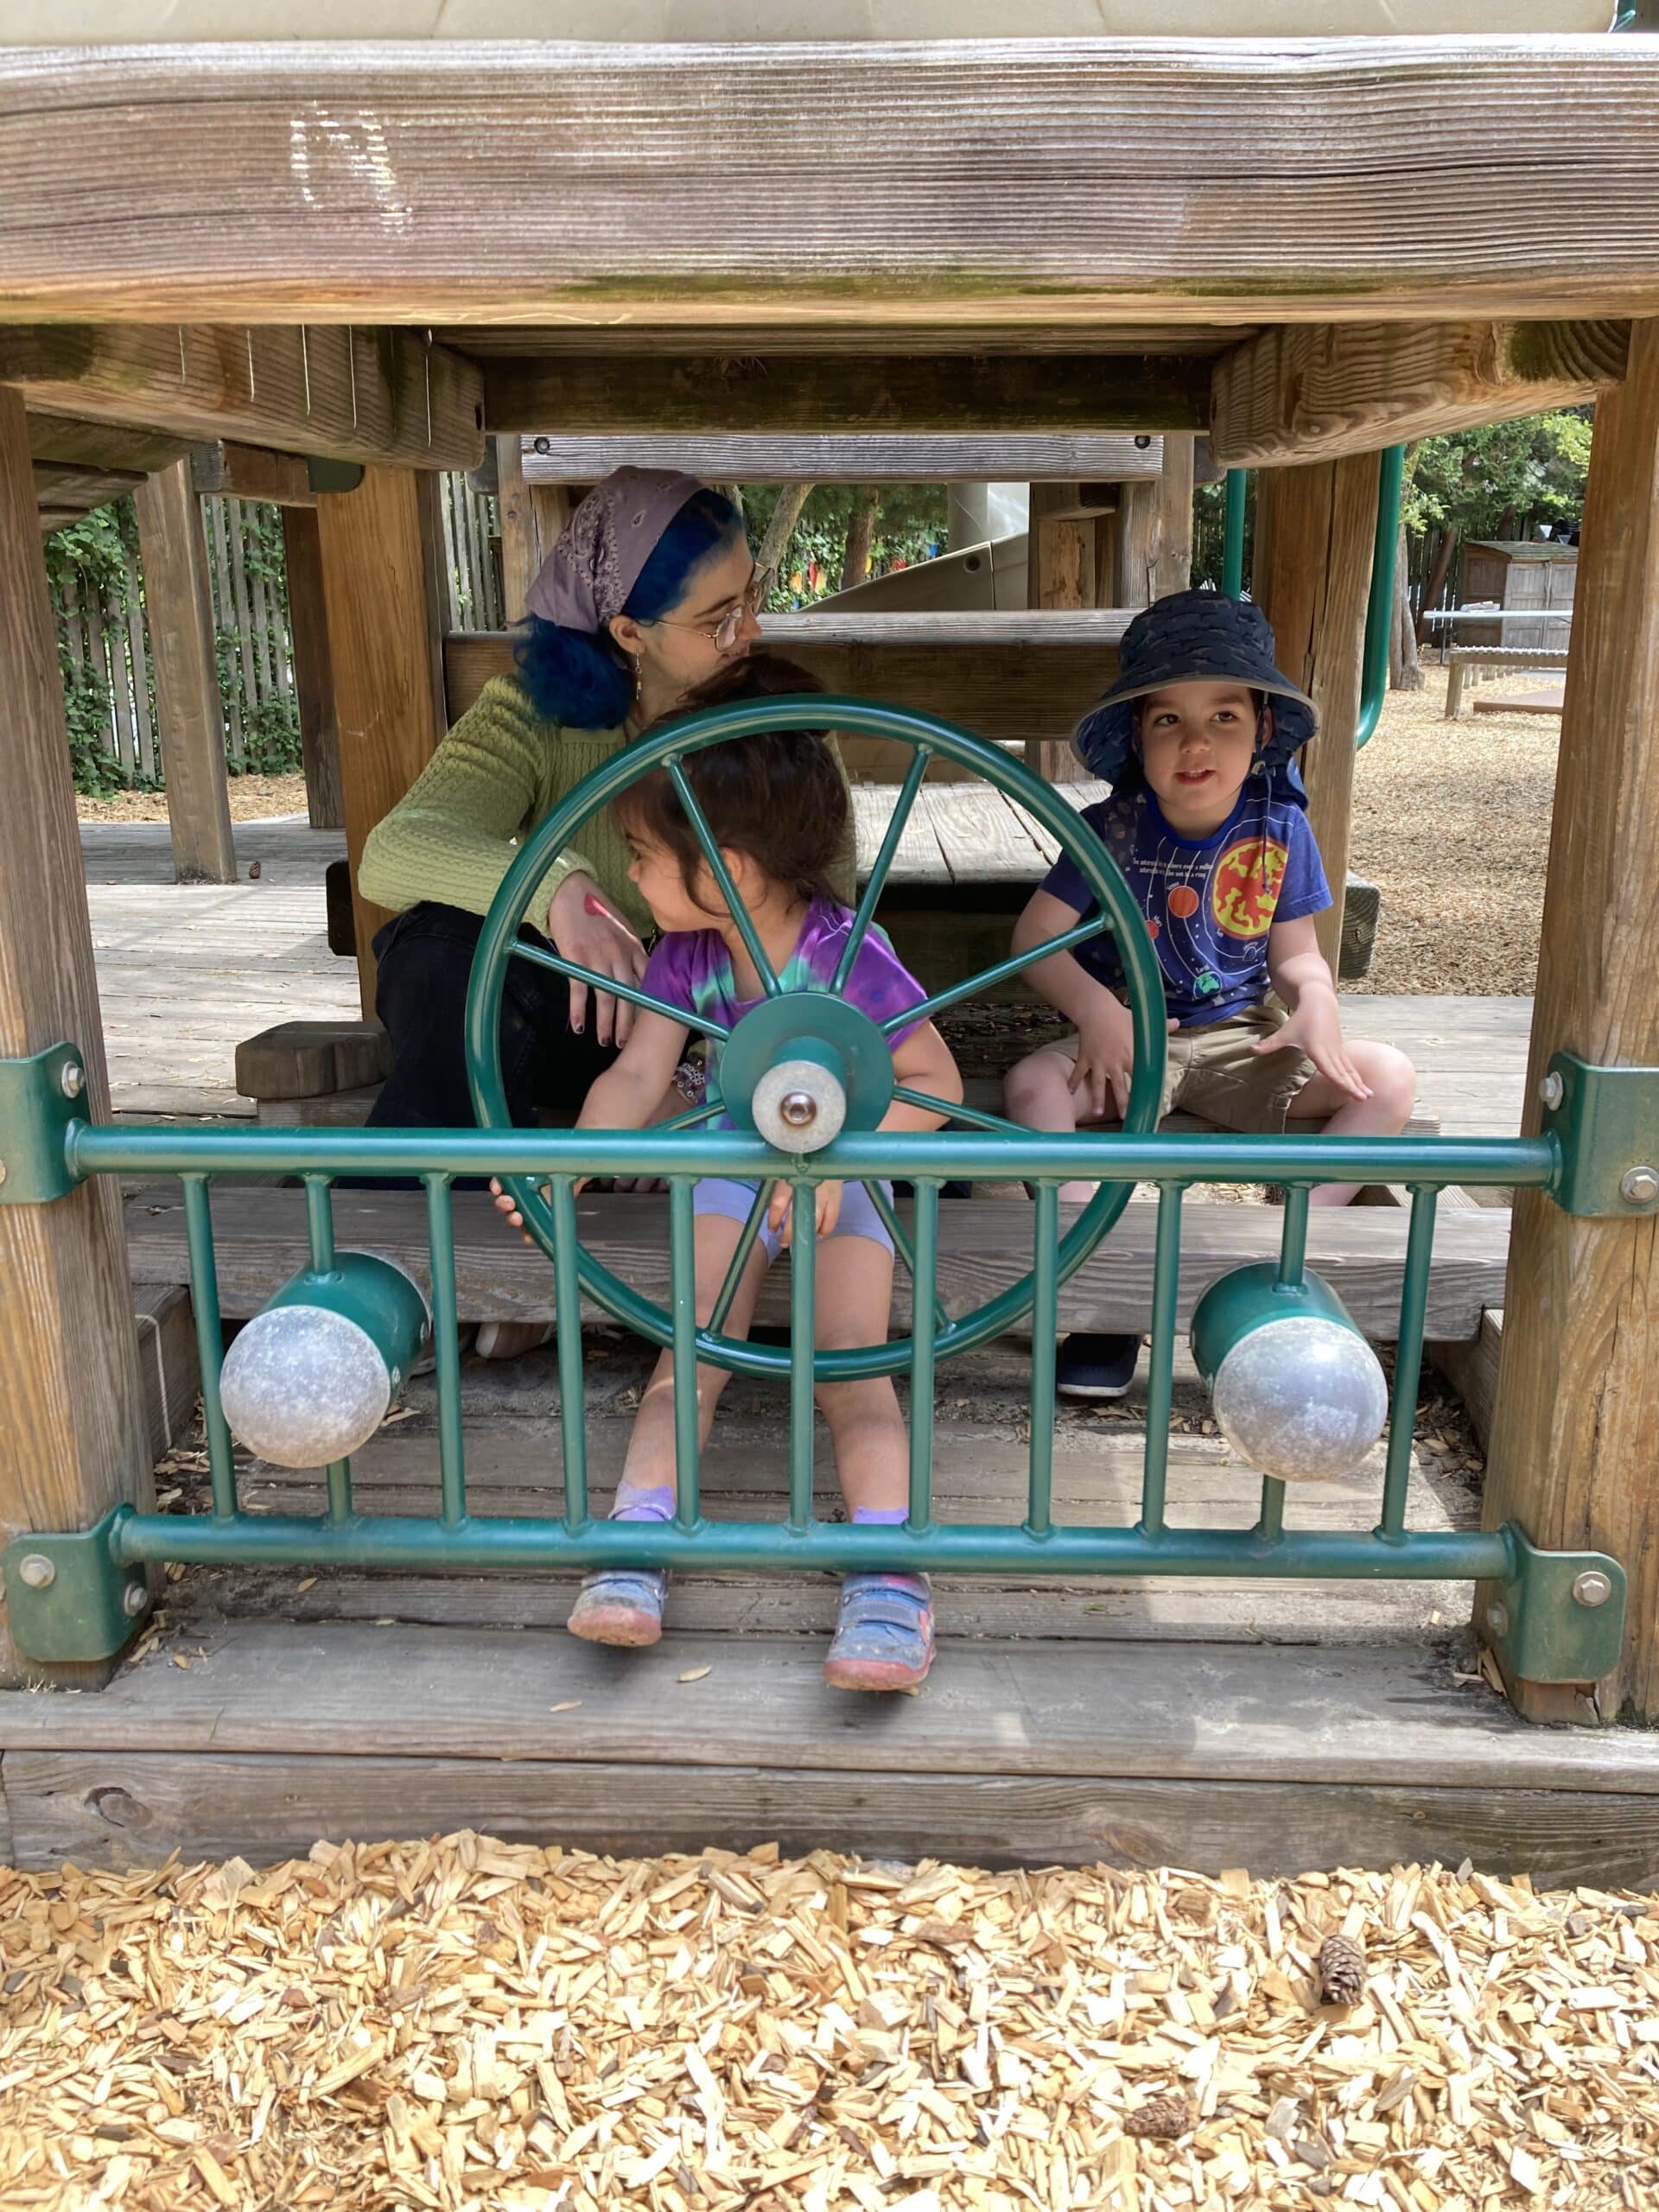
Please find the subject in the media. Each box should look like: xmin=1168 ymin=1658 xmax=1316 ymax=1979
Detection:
xmin=1052 ymin=1002 xmax=1316 ymax=1135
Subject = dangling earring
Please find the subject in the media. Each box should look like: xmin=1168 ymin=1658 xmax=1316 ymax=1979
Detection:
xmin=631 ymin=653 xmax=643 ymax=702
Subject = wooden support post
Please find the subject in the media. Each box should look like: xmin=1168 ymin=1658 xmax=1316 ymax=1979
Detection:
xmin=1152 ymin=432 xmax=1196 ymax=597
xmin=0 ymin=384 xmax=151 ymax=1688
xmin=1480 ymin=327 xmax=1659 ymax=1726
xmin=1253 ymin=454 xmax=1381 ymax=977
xmin=280 ymin=505 xmax=342 ymax=832
xmin=314 ymin=467 xmax=448 ymax=1015
xmin=496 ymin=434 xmax=539 ymax=624
xmin=1024 ymin=485 xmax=1092 ymax=784
xmin=133 ymin=459 xmax=237 ymax=885
xmin=1116 ymin=480 xmax=1156 ymax=608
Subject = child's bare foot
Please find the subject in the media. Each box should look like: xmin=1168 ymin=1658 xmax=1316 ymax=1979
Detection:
xmin=474 ymin=1320 xmax=555 ymax=1362
xmin=823 ymin=1574 xmax=933 ymax=1693
xmin=568 ymin=1568 xmax=667 ymax=1647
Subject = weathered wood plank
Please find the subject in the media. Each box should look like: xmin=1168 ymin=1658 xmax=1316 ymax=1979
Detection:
xmin=120 ymin=1184 xmax=1512 ymax=1342
xmin=494 ymin=355 xmax=1207 ymax=435
xmin=451 ymin=322 xmax=1255 ymax=359
xmin=445 ymin=612 xmax=1127 ymax=749
xmin=16 ymin=1746 xmax=1659 ymax=1884
xmin=132 ymin=460 xmax=238 ymax=884
xmin=131 ymin=1285 xmax=200 ymax=1465
xmin=6 ymin=47 xmax=1659 ymax=321
xmin=188 ymin=440 xmax=316 ymax=506
xmin=1429 ymin=1308 xmax=1503 ymax=1454
xmin=314 ymin=468 xmax=449 ymax=1014
xmin=8 ymin=1619 xmax=1659 ymax=1797
xmin=0 ymin=324 xmax=484 ymax=472
xmin=1152 ymin=431 xmax=1196 ymax=597
xmin=1479 ymin=321 xmax=1659 ymax=1726
xmin=281 ymin=505 xmax=344 ymax=833
xmin=1213 ymin=321 xmax=1630 ymax=468
xmin=523 ymin=431 xmax=1175 ymax=484
xmin=0 ymin=384 xmax=151 ymax=1688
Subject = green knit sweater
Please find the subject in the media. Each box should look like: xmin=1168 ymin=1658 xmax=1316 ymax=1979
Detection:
xmin=357 ymin=675 xmax=652 ymax=938
xmin=359 ymin=671 xmax=855 ymax=939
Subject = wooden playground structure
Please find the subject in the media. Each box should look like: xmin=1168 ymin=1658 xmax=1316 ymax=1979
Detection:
xmin=3 ymin=27 xmax=1659 ymax=1881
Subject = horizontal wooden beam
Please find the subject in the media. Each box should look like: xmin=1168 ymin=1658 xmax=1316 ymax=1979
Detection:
xmin=448 ymin=321 xmax=1256 ymax=359
xmin=189 ymin=440 xmax=316 ymax=506
xmin=32 ymin=460 xmax=143 ymax=524
xmin=26 ymin=411 xmax=194 ymax=479
xmin=4 ymin=45 xmax=1659 ymax=321
xmin=486 ymin=354 xmax=1211 ymax=437
xmin=1212 ymin=321 xmax=1630 ymax=467
xmin=520 ymin=433 xmax=1166 ymax=486
xmin=2 ymin=325 xmax=484 ymax=472
xmin=445 ymin=611 xmax=1127 ymax=753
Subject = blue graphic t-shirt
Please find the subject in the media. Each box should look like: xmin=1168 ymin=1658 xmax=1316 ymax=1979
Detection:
xmin=1041 ymin=783 xmax=1331 ymax=1027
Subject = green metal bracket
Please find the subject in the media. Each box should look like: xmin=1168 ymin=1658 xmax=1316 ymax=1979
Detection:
xmin=0 ymin=1042 xmax=88 ymax=1204
xmin=306 ymin=457 xmax=365 ymax=495
xmin=1482 ymin=1526 xmax=1626 ymax=1686
xmin=1 ymin=1506 xmax=149 ymax=1663
xmin=1541 ymin=1052 xmax=1659 ymax=1217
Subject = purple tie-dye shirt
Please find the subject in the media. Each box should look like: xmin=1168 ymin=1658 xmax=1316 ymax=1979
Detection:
xmin=640 ymin=899 xmax=927 ymax=1127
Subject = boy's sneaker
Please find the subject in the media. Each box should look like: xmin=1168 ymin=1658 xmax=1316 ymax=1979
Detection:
xmin=823 ymin=1574 xmax=933 ymax=1693
xmin=567 ymin=1568 xmax=667 ymax=1647
xmin=1055 ymin=1332 xmax=1141 ymax=1400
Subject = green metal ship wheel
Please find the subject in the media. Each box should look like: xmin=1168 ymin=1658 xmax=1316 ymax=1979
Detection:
xmin=466 ymin=695 xmax=1166 ymax=1380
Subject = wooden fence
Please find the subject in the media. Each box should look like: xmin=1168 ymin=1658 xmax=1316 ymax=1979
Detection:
xmin=54 ymin=475 xmax=500 ymax=786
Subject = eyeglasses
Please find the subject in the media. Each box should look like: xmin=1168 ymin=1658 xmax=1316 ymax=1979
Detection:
xmin=648 ymin=573 xmax=765 ymax=653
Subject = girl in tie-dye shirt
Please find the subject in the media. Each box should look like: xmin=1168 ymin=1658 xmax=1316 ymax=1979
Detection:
xmin=499 ymin=657 xmax=962 ymax=1692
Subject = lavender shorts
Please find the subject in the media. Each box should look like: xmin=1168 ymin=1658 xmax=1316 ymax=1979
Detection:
xmin=694 ymin=1177 xmax=895 ymax=1262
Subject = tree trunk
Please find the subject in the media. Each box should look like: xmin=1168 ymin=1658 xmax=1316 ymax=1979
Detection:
xmin=1416 ymin=526 xmax=1459 ymax=645
xmin=840 ymin=486 xmax=881 ymax=592
xmin=757 ymin=484 xmax=812 ymax=599
xmin=1392 ymin=522 xmax=1425 ymax=690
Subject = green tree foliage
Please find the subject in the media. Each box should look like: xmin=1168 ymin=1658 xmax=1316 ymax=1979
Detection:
xmin=742 ymin=484 xmax=948 ymax=607
xmin=42 ymin=501 xmax=145 ymax=796
xmin=1402 ymin=410 xmax=1593 ymax=546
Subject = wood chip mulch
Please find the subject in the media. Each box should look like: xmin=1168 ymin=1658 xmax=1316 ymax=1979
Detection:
xmin=4 ymin=1837 xmax=1657 ymax=2211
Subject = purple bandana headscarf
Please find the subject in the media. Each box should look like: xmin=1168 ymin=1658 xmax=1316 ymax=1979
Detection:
xmin=525 ymin=467 xmax=707 ymax=636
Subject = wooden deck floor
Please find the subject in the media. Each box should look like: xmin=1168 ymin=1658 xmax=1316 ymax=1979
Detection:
xmin=84 ymin=811 xmax=1535 ymax=1132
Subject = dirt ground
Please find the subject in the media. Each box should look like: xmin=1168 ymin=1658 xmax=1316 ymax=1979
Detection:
xmin=77 ymin=772 xmax=310 ymax=824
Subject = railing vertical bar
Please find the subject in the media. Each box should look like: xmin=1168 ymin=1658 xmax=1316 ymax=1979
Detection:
xmin=832 ymin=744 xmax=931 ymax=993
xmin=1256 ymin=1478 xmax=1287 ymax=1541
xmin=666 ymin=758 xmax=780 ymax=995
xmin=709 ymin=1179 xmax=774 ymax=1335
xmin=550 ymin=1179 xmax=589 ymax=1532
xmin=907 ymin=1181 xmax=939 ymax=1531
xmin=181 ymin=1173 xmax=238 ymax=1522
xmin=1026 ymin=1182 xmax=1058 ymax=1538
xmin=864 ymin=1179 xmax=950 ymax=1332
xmin=423 ymin=1173 xmax=467 ymax=1529
xmin=670 ymin=1178 xmax=701 ymax=1529
xmin=1138 ymin=1183 xmax=1185 ymax=1537
xmin=303 ymin=1174 xmax=336 ymax=1272
xmin=1378 ymin=1185 xmax=1439 ymax=1540
xmin=1276 ymin=1183 xmax=1311 ymax=1287
xmin=788 ymin=1185 xmax=817 ymax=1531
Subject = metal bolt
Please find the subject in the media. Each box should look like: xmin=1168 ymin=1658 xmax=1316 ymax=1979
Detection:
xmin=1538 ymin=1071 xmax=1564 ymax=1112
xmin=1573 ymin=1569 xmax=1613 ymax=1609
xmin=0 ymin=1158 xmax=7 ymax=1186
xmin=16 ymin=1554 xmax=55 ymax=1590
xmin=122 ymin=1581 xmax=150 ymax=1618
xmin=1620 ymin=1165 xmax=1659 ymax=1207
xmin=779 ymin=1090 xmax=817 ymax=1128
xmin=59 ymin=1060 xmax=84 ymax=1100
xmin=1484 ymin=1601 xmax=1509 ymax=1637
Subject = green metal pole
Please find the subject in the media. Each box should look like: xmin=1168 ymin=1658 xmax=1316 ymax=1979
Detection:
xmin=788 ymin=1187 xmax=817 ymax=1530
xmin=424 ymin=1174 xmax=468 ymax=1529
xmin=833 ymin=745 xmax=931 ymax=994
xmin=302 ymin=1176 xmax=353 ymax=1526
xmin=1026 ymin=1184 xmax=1058 ymax=1539
xmin=181 ymin=1175 xmax=238 ymax=1522
xmin=1138 ymin=1185 xmax=1185 ymax=1537
xmin=908 ymin=1180 xmax=939 ymax=1531
xmin=1377 ymin=1186 xmax=1439 ymax=1540
xmin=550 ymin=1179 xmax=589 ymax=1531
xmin=1223 ymin=470 xmax=1248 ymax=599
xmin=670 ymin=1178 xmax=701 ymax=1529
xmin=1357 ymin=443 xmax=1406 ymax=749
xmin=1276 ymin=1183 xmax=1311 ymax=1288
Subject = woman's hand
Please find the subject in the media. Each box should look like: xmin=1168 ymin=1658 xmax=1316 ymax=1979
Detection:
xmin=546 ymin=873 xmax=647 ymax=1047
xmin=768 ymin=1179 xmax=842 ymax=1247
xmin=490 ymin=1174 xmax=546 ymax=1247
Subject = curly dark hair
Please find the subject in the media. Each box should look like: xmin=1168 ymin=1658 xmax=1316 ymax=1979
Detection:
xmin=615 ymin=653 xmax=849 ymax=908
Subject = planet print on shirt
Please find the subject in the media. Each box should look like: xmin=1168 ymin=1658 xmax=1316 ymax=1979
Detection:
xmin=1211 ymin=836 xmax=1289 ymax=940
xmin=1166 ymin=882 xmax=1201 ymax=920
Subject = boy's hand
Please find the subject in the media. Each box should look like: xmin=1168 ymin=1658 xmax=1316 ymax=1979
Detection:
xmin=1253 ymin=996 xmax=1372 ymax=1103
xmin=768 ymin=1179 xmax=842 ymax=1246
xmin=1069 ymin=1001 xmax=1171 ymax=1122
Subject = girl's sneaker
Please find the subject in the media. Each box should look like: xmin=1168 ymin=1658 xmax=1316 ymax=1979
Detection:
xmin=823 ymin=1573 xmax=934 ymax=1693
xmin=567 ymin=1568 xmax=667 ymax=1647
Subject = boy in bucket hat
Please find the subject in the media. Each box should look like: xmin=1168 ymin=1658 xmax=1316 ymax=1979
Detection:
xmin=1004 ymin=589 xmax=1416 ymax=1401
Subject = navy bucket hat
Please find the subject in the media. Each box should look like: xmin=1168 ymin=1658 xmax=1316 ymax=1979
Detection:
xmin=1071 ymin=589 xmax=1318 ymax=785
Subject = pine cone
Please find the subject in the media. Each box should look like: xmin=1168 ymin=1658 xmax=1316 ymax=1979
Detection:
xmin=1317 ymin=1932 xmax=1366 ymax=2006
xmin=1124 ymin=2094 xmax=1192 ymax=2140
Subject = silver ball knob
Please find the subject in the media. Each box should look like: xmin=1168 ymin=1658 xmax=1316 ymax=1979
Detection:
xmin=752 ymin=1058 xmax=848 ymax=1154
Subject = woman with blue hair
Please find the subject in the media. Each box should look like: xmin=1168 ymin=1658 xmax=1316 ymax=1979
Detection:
xmin=357 ymin=469 xmax=761 ymax=1351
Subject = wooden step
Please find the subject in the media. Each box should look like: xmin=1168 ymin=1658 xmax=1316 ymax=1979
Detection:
xmin=5 ymin=1617 xmax=1656 ymax=1880
xmin=123 ymin=1185 xmax=1511 ymax=1342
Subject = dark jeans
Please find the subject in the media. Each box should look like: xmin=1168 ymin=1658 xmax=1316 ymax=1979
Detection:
xmin=362 ymin=903 xmax=617 ymax=1173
